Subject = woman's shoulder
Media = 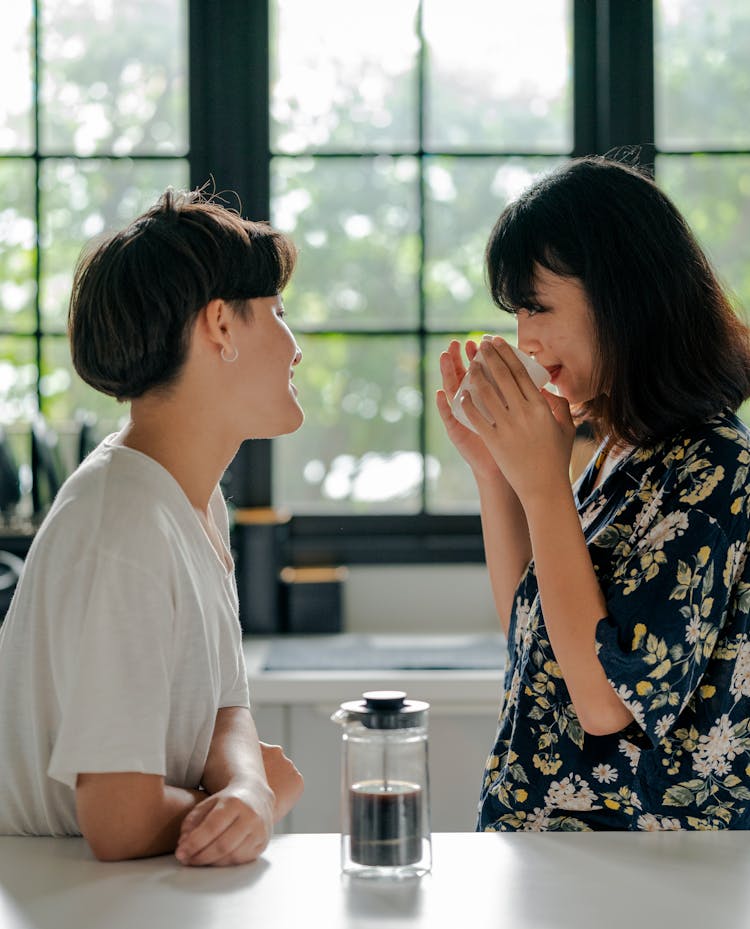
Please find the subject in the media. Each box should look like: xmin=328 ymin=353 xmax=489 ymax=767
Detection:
xmin=630 ymin=409 xmax=750 ymax=532
xmin=39 ymin=441 xmax=197 ymax=562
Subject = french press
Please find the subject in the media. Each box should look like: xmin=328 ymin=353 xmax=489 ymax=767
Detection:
xmin=331 ymin=690 xmax=431 ymax=878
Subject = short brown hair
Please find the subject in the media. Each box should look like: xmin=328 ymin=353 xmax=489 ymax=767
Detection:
xmin=68 ymin=187 xmax=297 ymax=401
xmin=485 ymin=156 xmax=750 ymax=447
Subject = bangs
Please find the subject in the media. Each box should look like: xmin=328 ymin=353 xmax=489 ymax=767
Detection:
xmin=240 ymin=224 xmax=297 ymax=298
xmin=484 ymin=196 xmax=576 ymax=314
xmin=215 ymin=221 xmax=297 ymax=302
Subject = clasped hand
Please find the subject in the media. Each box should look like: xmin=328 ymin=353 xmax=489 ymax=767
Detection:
xmin=175 ymin=778 xmax=274 ymax=867
xmin=438 ymin=337 xmax=576 ymax=504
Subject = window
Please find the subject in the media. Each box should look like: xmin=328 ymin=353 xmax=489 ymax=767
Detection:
xmin=654 ymin=0 xmax=750 ymax=318
xmin=3 ymin=1 xmax=748 ymax=562
xmin=269 ymin=1 xmax=572 ymax=518
xmin=0 ymin=0 xmax=188 ymax=496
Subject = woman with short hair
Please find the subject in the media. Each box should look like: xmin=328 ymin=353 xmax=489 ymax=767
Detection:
xmin=0 ymin=188 xmax=304 ymax=862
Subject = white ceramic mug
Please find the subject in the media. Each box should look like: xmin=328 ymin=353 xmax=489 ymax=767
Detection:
xmin=450 ymin=338 xmax=550 ymax=433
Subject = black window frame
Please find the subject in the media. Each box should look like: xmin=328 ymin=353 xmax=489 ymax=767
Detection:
xmin=0 ymin=0 xmax=655 ymax=565
xmin=189 ymin=0 xmax=655 ymax=566
xmin=0 ymin=0 xmax=190 ymax=515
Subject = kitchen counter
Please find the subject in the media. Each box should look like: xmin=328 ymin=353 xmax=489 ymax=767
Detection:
xmin=2 ymin=831 xmax=749 ymax=929
xmin=243 ymin=634 xmax=505 ymax=705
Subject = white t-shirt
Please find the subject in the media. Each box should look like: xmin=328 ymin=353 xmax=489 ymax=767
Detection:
xmin=0 ymin=436 xmax=250 ymax=836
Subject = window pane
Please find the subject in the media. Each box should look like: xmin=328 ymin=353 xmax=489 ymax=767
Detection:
xmin=424 ymin=0 xmax=572 ymax=152
xmin=39 ymin=0 xmax=188 ymax=156
xmin=0 ymin=160 xmax=36 ymax=332
xmin=655 ymin=0 xmax=750 ymax=149
xmin=42 ymin=336 xmax=125 ymax=429
xmin=425 ymin=156 xmax=564 ymax=331
xmin=0 ymin=336 xmax=36 ymax=423
xmin=272 ymin=156 xmax=420 ymax=330
xmin=275 ymin=335 xmax=421 ymax=513
xmin=0 ymin=0 xmax=33 ymax=154
xmin=39 ymin=157 xmax=189 ymax=329
xmin=270 ymin=0 xmax=419 ymax=154
xmin=657 ymin=155 xmax=750 ymax=316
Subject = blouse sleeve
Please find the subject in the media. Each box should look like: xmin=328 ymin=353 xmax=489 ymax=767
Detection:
xmin=594 ymin=506 xmax=744 ymax=747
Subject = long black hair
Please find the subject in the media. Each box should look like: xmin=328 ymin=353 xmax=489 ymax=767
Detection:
xmin=485 ymin=156 xmax=750 ymax=446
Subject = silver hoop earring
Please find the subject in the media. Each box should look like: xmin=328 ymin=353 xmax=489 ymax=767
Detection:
xmin=221 ymin=345 xmax=239 ymax=363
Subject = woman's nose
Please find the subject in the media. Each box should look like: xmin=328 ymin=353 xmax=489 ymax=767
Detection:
xmin=292 ymin=345 xmax=302 ymax=366
xmin=516 ymin=319 xmax=541 ymax=357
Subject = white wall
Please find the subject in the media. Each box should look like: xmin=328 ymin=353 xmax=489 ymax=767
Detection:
xmin=343 ymin=564 xmax=499 ymax=635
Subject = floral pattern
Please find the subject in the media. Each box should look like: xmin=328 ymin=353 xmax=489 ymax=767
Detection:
xmin=478 ymin=410 xmax=750 ymax=831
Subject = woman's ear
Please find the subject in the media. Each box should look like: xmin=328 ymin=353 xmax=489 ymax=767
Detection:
xmin=198 ymin=298 xmax=233 ymax=354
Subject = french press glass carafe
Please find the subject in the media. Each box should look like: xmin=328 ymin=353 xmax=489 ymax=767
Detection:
xmin=331 ymin=690 xmax=431 ymax=878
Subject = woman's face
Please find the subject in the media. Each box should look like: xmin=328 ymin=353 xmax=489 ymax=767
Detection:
xmin=515 ymin=265 xmax=598 ymax=405
xmin=231 ymin=294 xmax=304 ymax=438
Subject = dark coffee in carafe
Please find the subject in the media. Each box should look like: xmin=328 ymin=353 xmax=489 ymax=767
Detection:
xmin=349 ymin=780 xmax=422 ymax=866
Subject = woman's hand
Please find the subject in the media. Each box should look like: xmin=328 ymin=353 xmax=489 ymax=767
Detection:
xmin=260 ymin=741 xmax=304 ymax=823
xmin=175 ymin=779 xmax=274 ymax=867
xmin=436 ymin=339 xmax=504 ymax=481
xmin=459 ymin=337 xmax=576 ymax=506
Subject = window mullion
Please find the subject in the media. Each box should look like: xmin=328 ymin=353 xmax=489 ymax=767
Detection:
xmin=595 ymin=0 xmax=655 ymax=165
xmin=188 ymin=0 xmax=273 ymax=509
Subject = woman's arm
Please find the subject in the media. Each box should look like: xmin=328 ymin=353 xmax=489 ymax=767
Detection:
xmin=436 ymin=340 xmax=532 ymax=637
xmin=462 ymin=338 xmax=633 ymax=736
xmin=76 ymin=708 xmax=303 ymax=864
xmin=475 ymin=475 xmax=532 ymax=638
xmin=523 ymin=489 xmax=634 ymax=736
xmin=259 ymin=740 xmax=305 ymax=823
xmin=76 ymin=773 xmax=204 ymax=861
xmin=175 ymin=706 xmax=302 ymax=866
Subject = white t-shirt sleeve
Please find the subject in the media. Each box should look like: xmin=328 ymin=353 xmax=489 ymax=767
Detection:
xmin=48 ymin=551 xmax=175 ymax=790
xmin=219 ymin=616 xmax=251 ymax=709
xmin=210 ymin=490 xmax=251 ymax=710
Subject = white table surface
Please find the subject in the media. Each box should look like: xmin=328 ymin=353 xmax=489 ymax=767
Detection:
xmin=2 ymin=831 xmax=749 ymax=929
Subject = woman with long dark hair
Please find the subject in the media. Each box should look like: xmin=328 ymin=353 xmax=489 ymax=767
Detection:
xmin=437 ymin=156 xmax=750 ymax=830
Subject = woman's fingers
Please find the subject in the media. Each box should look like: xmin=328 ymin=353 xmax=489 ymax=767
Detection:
xmin=541 ymin=389 xmax=576 ymax=438
xmin=177 ymin=792 xmax=272 ymax=867
xmin=179 ymin=798 xmax=213 ymax=839
xmin=440 ymin=339 xmax=482 ymax=398
xmin=458 ymin=383 xmax=496 ymax=432
xmin=464 ymin=339 xmax=479 ymax=362
xmin=210 ymin=834 xmax=267 ymax=867
xmin=182 ymin=816 xmax=251 ymax=867
xmin=478 ymin=337 xmax=533 ymax=403
xmin=435 ymin=388 xmax=453 ymax=422
xmin=440 ymin=340 xmax=472 ymax=392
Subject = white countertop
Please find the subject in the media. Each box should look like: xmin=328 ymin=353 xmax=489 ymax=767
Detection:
xmin=243 ymin=635 xmax=504 ymax=705
xmin=2 ymin=831 xmax=749 ymax=929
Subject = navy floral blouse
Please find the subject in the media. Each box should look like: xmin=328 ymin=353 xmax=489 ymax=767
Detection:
xmin=478 ymin=409 xmax=750 ymax=831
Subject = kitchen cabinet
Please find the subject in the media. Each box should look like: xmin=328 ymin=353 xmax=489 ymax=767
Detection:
xmin=245 ymin=636 xmax=503 ymax=834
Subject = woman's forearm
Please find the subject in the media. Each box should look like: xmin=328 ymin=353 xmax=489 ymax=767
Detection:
xmin=476 ymin=472 xmax=533 ymax=637
xmin=202 ymin=707 xmax=272 ymax=799
xmin=201 ymin=708 xmax=304 ymax=825
xmin=523 ymin=488 xmax=633 ymax=735
xmin=76 ymin=772 xmax=205 ymax=861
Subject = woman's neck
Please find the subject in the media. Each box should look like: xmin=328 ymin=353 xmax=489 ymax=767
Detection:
xmin=118 ymin=399 xmax=238 ymax=513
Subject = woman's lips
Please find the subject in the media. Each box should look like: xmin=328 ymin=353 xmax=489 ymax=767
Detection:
xmin=546 ymin=365 xmax=562 ymax=383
